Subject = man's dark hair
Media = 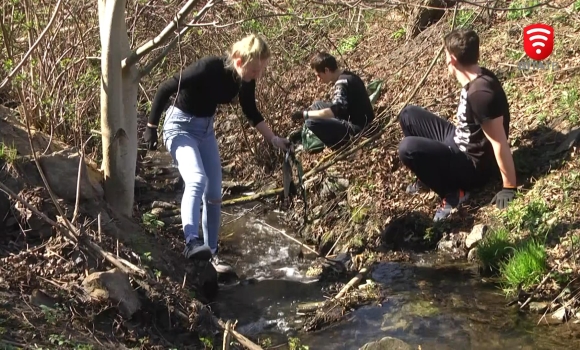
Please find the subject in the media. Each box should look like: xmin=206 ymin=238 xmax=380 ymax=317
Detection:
xmin=443 ymin=28 xmax=480 ymax=66
xmin=309 ymin=52 xmax=338 ymax=72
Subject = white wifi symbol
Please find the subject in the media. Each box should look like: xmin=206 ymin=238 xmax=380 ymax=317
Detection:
xmin=526 ymin=27 xmax=552 ymax=55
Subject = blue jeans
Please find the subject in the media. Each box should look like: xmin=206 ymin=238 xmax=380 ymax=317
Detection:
xmin=162 ymin=106 xmax=222 ymax=253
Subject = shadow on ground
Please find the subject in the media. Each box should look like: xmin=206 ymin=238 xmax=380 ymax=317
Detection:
xmin=377 ymin=124 xmax=576 ymax=253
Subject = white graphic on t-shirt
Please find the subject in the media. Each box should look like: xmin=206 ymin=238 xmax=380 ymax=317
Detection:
xmin=454 ymin=87 xmax=471 ymax=152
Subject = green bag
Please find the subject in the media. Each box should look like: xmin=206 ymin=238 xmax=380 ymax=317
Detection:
xmin=301 ymin=123 xmax=325 ymax=153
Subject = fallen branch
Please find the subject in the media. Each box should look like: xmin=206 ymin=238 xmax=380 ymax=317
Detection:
xmin=137 ymin=0 xmax=219 ymax=78
xmin=333 ymin=267 xmax=369 ymax=300
xmin=521 ymin=250 xmax=574 ymax=310
xmin=216 ymin=319 xmax=263 ymax=350
xmin=123 ymin=0 xmax=219 ymax=70
xmin=296 ymin=301 xmax=325 ymax=314
xmin=301 ymin=266 xmax=371 ymax=332
xmin=221 ymin=176 xmax=322 ymax=207
xmin=221 ymin=187 xmax=283 ymax=206
xmin=520 ymin=271 xmax=553 ymax=310
xmin=223 ymin=320 xmax=232 ymax=350
xmin=257 ymin=219 xmax=320 ymax=257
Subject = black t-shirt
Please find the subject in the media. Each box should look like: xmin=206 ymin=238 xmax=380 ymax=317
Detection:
xmin=148 ymin=56 xmax=264 ymax=127
xmin=453 ymin=67 xmax=510 ymax=165
xmin=330 ymin=70 xmax=375 ymax=128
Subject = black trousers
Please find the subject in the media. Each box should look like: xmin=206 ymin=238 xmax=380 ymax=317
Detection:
xmin=305 ymin=101 xmax=362 ymax=150
xmin=397 ymin=105 xmax=493 ymax=198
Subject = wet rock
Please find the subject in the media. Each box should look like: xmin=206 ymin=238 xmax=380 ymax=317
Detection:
xmin=529 ymin=301 xmax=549 ymax=314
xmin=305 ymin=255 xmax=347 ymax=281
xmin=549 ymin=306 xmax=569 ymax=324
xmin=436 ymin=232 xmax=466 ymax=254
xmin=359 ymin=336 xmax=413 ymax=350
xmin=82 ymin=268 xmax=141 ymax=318
xmin=466 ymin=224 xmax=488 ymax=249
xmin=467 ymin=247 xmax=479 ymax=262
xmin=371 ymin=262 xmax=416 ymax=292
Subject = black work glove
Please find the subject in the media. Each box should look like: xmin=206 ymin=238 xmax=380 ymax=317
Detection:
xmin=291 ymin=110 xmax=306 ymax=122
xmin=490 ymin=187 xmax=517 ymax=209
xmin=143 ymin=126 xmax=158 ymax=151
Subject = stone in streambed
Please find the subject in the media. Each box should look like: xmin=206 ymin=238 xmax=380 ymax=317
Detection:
xmin=529 ymin=301 xmax=549 ymax=314
xmin=359 ymin=336 xmax=413 ymax=350
xmin=466 ymin=224 xmax=488 ymax=249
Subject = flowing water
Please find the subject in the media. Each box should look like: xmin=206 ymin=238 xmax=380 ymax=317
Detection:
xmin=212 ymin=205 xmax=580 ymax=349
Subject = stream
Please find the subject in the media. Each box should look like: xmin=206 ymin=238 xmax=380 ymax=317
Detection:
xmin=211 ymin=204 xmax=580 ymax=350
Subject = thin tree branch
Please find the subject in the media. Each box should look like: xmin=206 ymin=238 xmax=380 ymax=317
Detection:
xmin=0 ymin=0 xmax=64 ymax=90
xmin=122 ymin=0 xmax=219 ymax=70
xmin=138 ymin=0 xmax=217 ymax=78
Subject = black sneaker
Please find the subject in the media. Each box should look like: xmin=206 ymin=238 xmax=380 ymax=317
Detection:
xmin=433 ymin=189 xmax=470 ymax=222
xmin=211 ymin=254 xmax=236 ymax=275
xmin=183 ymin=238 xmax=211 ymax=260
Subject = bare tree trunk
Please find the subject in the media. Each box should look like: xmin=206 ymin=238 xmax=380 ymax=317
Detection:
xmin=98 ymin=0 xmax=138 ymax=217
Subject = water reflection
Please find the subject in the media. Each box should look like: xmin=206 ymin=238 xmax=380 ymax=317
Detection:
xmin=214 ymin=208 xmax=580 ymax=349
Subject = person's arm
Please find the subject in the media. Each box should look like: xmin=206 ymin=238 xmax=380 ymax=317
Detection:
xmin=471 ymin=90 xmax=517 ymax=188
xmin=305 ymin=78 xmax=349 ymax=119
xmin=481 ymin=117 xmax=517 ymax=187
xmin=147 ymin=59 xmax=210 ymax=127
xmin=239 ymin=80 xmax=288 ymax=150
xmin=239 ymin=79 xmax=269 ymax=136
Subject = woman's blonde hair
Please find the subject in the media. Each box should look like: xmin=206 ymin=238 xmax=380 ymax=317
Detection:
xmin=226 ymin=34 xmax=271 ymax=68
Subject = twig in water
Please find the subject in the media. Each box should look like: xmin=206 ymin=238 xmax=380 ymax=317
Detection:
xmin=216 ymin=319 xmax=262 ymax=350
xmin=257 ymin=219 xmax=320 ymax=257
xmin=223 ymin=320 xmax=232 ymax=350
xmin=520 ymin=265 xmax=558 ymax=310
xmin=333 ymin=267 xmax=369 ymax=300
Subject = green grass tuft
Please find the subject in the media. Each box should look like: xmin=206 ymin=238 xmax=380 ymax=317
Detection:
xmin=477 ymin=227 xmax=515 ymax=271
xmin=499 ymin=239 xmax=548 ymax=296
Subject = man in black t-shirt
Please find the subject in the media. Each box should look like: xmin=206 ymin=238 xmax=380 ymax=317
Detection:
xmin=291 ymin=52 xmax=374 ymax=150
xmin=397 ymin=28 xmax=517 ymax=222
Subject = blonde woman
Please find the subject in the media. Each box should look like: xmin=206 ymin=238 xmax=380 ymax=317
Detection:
xmin=144 ymin=34 xmax=289 ymax=274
